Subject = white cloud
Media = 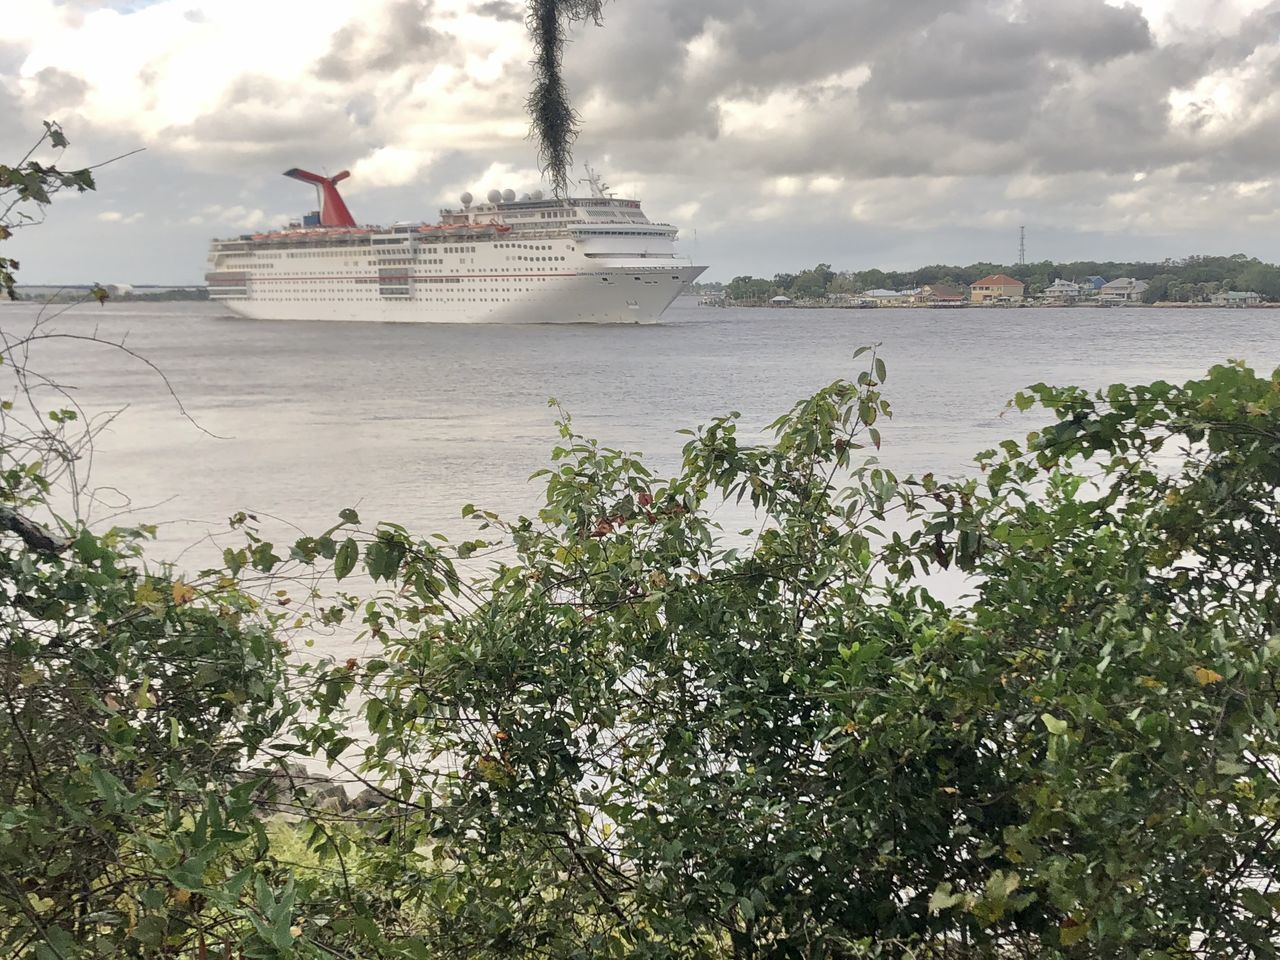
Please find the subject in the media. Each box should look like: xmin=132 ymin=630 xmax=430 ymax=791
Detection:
xmin=11 ymin=0 xmax=532 ymax=159
xmin=349 ymin=146 xmax=436 ymax=191
xmin=1168 ymin=41 xmax=1280 ymax=134
xmin=198 ymin=204 xmax=280 ymax=230
xmin=96 ymin=210 xmax=143 ymax=223
xmin=436 ymin=160 xmax=545 ymax=206
xmin=1120 ymin=0 xmax=1275 ymax=42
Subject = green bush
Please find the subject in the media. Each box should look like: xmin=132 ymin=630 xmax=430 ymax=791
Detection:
xmin=272 ymin=353 xmax=1280 ymax=959
xmin=8 ymin=123 xmax=1280 ymax=960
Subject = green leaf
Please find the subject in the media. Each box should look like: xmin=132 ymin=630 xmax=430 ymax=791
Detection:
xmin=1241 ymin=887 xmax=1273 ymax=918
xmin=1040 ymin=713 xmax=1069 ymax=735
xmin=929 ymin=882 xmax=964 ymax=913
xmin=334 ymin=538 xmax=358 ymax=580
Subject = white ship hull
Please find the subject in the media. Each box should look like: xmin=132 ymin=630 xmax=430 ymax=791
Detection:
xmin=207 ymin=169 xmax=706 ymax=325
xmin=219 ymin=264 xmax=705 ymax=324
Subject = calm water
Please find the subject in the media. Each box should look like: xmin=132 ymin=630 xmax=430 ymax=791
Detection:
xmin=2 ymin=298 xmax=1278 ymax=572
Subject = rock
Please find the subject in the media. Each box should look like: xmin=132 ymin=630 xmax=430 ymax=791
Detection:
xmin=350 ymin=786 xmax=387 ymax=812
xmin=309 ymin=783 xmax=350 ymax=812
xmin=315 ymin=794 xmax=348 ymax=815
xmin=246 ymin=762 xmax=330 ymax=809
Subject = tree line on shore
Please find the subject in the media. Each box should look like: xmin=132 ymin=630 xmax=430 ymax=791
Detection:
xmin=702 ymin=253 xmax=1280 ymax=303
xmin=12 ymin=287 xmax=210 ymax=303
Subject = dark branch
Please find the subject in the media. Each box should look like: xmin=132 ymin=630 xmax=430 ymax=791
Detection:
xmin=0 ymin=506 xmax=70 ymax=554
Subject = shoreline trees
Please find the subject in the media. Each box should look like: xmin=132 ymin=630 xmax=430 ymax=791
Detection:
xmin=712 ymin=254 xmax=1280 ymax=304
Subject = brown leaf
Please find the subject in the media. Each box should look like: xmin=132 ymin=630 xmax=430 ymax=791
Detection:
xmin=1193 ymin=666 xmax=1224 ymax=686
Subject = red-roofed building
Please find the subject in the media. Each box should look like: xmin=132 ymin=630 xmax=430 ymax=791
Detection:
xmin=921 ymin=283 xmax=966 ymax=304
xmin=970 ymin=274 xmax=1025 ymax=303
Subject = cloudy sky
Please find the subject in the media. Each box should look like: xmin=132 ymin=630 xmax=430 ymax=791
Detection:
xmin=4 ymin=0 xmax=1280 ymax=283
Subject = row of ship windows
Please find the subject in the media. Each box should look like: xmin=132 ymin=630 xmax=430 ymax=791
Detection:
xmin=224 ymin=240 xmax=579 ymax=259
xmin=239 ymin=275 xmax=680 ymax=290
xmin=375 ymin=254 xmax=572 ymax=266
xmin=240 ymin=272 xmax=676 ymax=287
xmin=219 ymin=286 xmax=551 ymax=298
xmin=283 ymin=279 xmax=557 ymax=288
xmin=244 ymin=280 xmax=557 ymax=295
xmin=248 ymin=269 xmax=631 ymax=281
xmin=241 ymin=294 xmax=548 ymax=302
xmin=265 ymin=276 xmax=564 ymax=284
xmin=229 ymin=244 xmax=570 ymax=266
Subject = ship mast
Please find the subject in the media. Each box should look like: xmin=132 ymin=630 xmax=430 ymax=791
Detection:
xmin=580 ymin=163 xmax=613 ymax=199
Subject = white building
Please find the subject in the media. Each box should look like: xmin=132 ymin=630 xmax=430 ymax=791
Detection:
xmin=1100 ymin=278 xmax=1149 ymax=303
xmin=1043 ymin=279 xmax=1080 ymax=301
xmin=860 ymin=288 xmax=913 ymax=305
xmin=1211 ymin=290 xmax=1262 ymax=307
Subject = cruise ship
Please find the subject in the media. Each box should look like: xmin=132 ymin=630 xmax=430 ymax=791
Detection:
xmin=205 ymin=166 xmax=706 ymax=323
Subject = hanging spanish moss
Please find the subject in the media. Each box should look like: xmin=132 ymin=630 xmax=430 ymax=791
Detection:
xmin=527 ymin=0 xmax=605 ymax=198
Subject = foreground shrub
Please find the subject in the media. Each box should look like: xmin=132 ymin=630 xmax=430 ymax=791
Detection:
xmin=273 ymin=354 xmax=1280 ymax=959
xmin=5 ymin=341 xmax=1280 ymax=958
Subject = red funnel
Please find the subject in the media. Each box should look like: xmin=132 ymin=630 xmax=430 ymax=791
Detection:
xmin=283 ymin=168 xmax=356 ymax=228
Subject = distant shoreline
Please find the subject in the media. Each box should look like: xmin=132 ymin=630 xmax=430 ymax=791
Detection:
xmin=708 ymin=300 xmax=1280 ymax=310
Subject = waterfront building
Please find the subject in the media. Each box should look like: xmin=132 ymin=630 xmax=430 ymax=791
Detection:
xmin=1100 ymin=278 xmax=1149 ymax=303
xmin=921 ymin=283 xmax=966 ymax=304
xmin=1043 ymin=279 xmax=1081 ymax=301
xmin=1211 ymin=290 xmax=1262 ymax=307
xmin=860 ymin=288 xmax=914 ymax=306
xmin=970 ymin=274 xmax=1025 ymax=303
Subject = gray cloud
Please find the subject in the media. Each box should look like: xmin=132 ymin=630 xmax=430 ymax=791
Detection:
xmin=315 ymin=0 xmax=448 ymax=81
xmin=474 ymin=1 xmax=522 ymax=23
xmin=558 ymin=0 xmax=1278 ymax=189
xmin=861 ymin=3 xmax=1150 ymax=107
xmin=30 ymin=67 xmax=89 ymax=109
xmin=0 ymin=41 xmax=26 ymax=77
xmin=12 ymin=0 xmax=1280 ymax=284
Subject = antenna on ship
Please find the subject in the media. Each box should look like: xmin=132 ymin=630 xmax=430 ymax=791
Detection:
xmin=580 ymin=163 xmax=612 ymax=199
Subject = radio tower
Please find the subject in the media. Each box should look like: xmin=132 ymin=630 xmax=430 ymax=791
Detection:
xmin=1018 ymin=226 xmax=1026 ymax=266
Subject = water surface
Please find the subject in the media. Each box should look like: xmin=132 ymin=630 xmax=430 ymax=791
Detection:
xmin=2 ymin=298 xmax=1275 ymax=569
